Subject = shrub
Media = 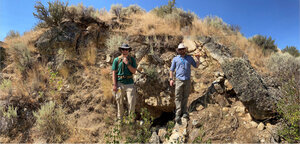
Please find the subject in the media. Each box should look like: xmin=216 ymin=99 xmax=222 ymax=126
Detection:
xmin=33 ymin=0 xmax=68 ymax=27
xmin=10 ymin=42 xmax=33 ymax=74
xmin=277 ymin=79 xmax=300 ymax=143
xmin=151 ymin=0 xmax=176 ymax=18
xmin=163 ymin=8 xmax=195 ymax=29
xmin=123 ymin=4 xmax=146 ymax=16
xmin=106 ymin=35 xmax=126 ymax=54
xmin=2 ymin=105 xmax=18 ymax=119
xmin=282 ymin=46 xmax=299 ymax=57
xmin=249 ymin=35 xmax=278 ymax=55
xmin=165 ymin=121 xmax=175 ymax=139
xmin=0 ymin=79 xmax=12 ymax=90
xmin=33 ymin=101 xmax=70 ymax=142
xmin=266 ymin=53 xmax=300 ymax=86
xmin=124 ymin=108 xmax=154 ymax=143
xmin=203 ymin=16 xmax=228 ymax=30
xmin=144 ymin=66 xmax=158 ymax=79
xmin=5 ymin=30 xmax=20 ymax=39
xmin=66 ymin=3 xmax=98 ymax=22
xmin=110 ymin=4 xmax=124 ymax=19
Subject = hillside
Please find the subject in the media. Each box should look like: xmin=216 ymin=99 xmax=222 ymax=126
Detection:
xmin=0 ymin=1 xmax=299 ymax=143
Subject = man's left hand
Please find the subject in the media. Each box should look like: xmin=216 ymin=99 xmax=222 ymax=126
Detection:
xmin=123 ymin=57 xmax=128 ymax=65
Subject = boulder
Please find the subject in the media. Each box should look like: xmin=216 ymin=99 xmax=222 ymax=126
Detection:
xmin=0 ymin=46 xmax=6 ymax=70
xmin=221 ymin=58 xmax=276 ymax=120
xmin=201 ymin=37 xmax=232 ymax=64
xmin=35 ymin=21 xmax=81 ymax=56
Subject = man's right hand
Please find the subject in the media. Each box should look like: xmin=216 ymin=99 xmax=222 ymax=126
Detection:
xmin=113 ymin=85 xmax=118 ymax=92
xmin=170 ymin=80 xmax=174 ymax=87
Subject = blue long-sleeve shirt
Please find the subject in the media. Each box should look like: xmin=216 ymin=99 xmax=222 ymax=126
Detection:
xmin=170 ymin=55 xmax=197 ymax=80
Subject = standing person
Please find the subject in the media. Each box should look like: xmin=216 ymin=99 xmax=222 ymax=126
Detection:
xmin=112 ymin=43 xmax=137 ymax=120
xmin=169 ymin=43 xmax=201 ymax=124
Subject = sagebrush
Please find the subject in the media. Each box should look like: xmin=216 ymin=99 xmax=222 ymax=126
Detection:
xmin=33 ymin=101 xmax=70 ymax=142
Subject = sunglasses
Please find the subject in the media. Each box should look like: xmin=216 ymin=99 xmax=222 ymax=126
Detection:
xmin=121 ymin=48 xmax=129 ymax=51
xmin=178 ymin=49 xmax=185 ymax=51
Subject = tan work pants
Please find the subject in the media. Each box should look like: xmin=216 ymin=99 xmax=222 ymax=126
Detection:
xmin=115 ymin=82 xmax=136 ymax=120
xmin=175 ymin=79 xmax=191 ymax=121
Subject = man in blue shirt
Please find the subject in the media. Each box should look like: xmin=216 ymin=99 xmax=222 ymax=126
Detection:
xmin=169 ymin=43 xmax=200 ymax=124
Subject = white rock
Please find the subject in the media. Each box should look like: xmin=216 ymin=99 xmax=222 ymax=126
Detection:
xmin=249 ymin=121 xmax=258 ymax=128
xmin=257 ymin=122 xmax=265 ymax=131
xmin=192 ymin=119 xmax=201 ymax=128
xmin=235 ymin=106 xmax=246 ymax=113
xmin=241 ymin=113 xmax=252 ymax=122
xmin=158 ymin=128 xmax=167 ymax=142
xmin=149 ymin=132 xmax=160 ymax=143
xmin=224 ymin=79 xmax=233 ymax=91
xmin=222 ymin=107 xmax=229 ymax=112
xmin=105 ymin=54 xmax=111 ymax=63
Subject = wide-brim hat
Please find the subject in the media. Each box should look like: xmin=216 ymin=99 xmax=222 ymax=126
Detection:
xmin=177 ymin=43 xmax=187 ymax=49
xmin=119 ymin=43 xmax=131 ymax=49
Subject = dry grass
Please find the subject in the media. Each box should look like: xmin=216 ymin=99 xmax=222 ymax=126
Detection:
xmin=100 ymin=67 xmax=113 ymax=103
xmin=4 ymin=28 xmax=47 ymax=53
xmin=80 ymin=46 xmax=97 ymax=66
xmin=191 ymin=19 xmax=267 ymax=73
xmin=125 ymin=13 xmax=182 ymax=36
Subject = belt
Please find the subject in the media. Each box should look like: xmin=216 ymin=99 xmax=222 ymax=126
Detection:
xmin=117 ymin=75 xmax=133 ymax=79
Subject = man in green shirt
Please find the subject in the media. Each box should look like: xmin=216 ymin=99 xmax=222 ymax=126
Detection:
xmin=112 ymin=43 xmax=137 ymax=120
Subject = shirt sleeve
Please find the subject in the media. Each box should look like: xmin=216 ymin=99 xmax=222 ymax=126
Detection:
xmin=190 ymin=56 xmax=197 ymax=68
xmin=170 ymin=58 xmax=176 ymax=72
xmin=111 ymin=58 xmax=118 ymax=71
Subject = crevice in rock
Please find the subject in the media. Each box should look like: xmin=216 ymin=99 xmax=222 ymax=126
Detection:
xmin=152 ymin=112 xmax=175 ymax=127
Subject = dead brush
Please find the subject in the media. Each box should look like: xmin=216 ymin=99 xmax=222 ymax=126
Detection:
xmin=100 ymin=67 xmax=114 ymax=103
xmin=125 ymin=13 xmax=181 ymax=36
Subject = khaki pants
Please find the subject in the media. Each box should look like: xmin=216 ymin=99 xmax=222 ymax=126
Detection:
xmin=175 ymin=79 xmax=191 ymax=121
xmin=115 ymin=82 xmax=136 ymax=120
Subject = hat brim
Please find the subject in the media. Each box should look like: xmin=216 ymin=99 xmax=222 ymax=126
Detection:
xmin=177 ymin=47 xmax=186 ymax=49
xmin=119 ymin=47 xmax=131 ymax=49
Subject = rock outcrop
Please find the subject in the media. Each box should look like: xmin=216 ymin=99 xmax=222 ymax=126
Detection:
xmin=221 ymin=58 xmax=277 ymax=120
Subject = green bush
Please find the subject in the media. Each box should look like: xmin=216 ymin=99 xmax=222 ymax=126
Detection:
xmin=165 ymin=121 xmax=175 ymax=139
xmin=151 ymin=0 xmax=176 ymax=18
xmin=202 ymin=16 xmax=228 ymax=30
xmin=282 ymin=46 xmax=299 ymax=57
xmin=144 ymin=66 xmax=158 ymax=79
xmin=2 ymin=105 xmax=18 ymax=119
xmin=105 ymin=35 xmax=126 ymax=54
xmin=0 ymin=79 xmax=12 ymax=90
xmin=125 ymin=108 xmax=153 ymax=143
xmin=249 ymin=35 xmax=278 ymax=55
xmin=123 ymin=4 xmax=146 ymax=16
xmin=267 ymin=52 xmax=300 ymax=143
xmin=11 ymin=42 xmax=33 ymax=74
xmin=277 ymin=79 xmax=300 ymax=143
xmin=266 ymin=53 xmax=300 ymax=85
xmin=33 ymin=0 xmax=68 ymax=27
xmin=33 ymin=101 xmax=70 ymax=142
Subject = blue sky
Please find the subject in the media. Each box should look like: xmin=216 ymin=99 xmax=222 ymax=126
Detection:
xmin=0 ymin=0 xmax=299 ymax=50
